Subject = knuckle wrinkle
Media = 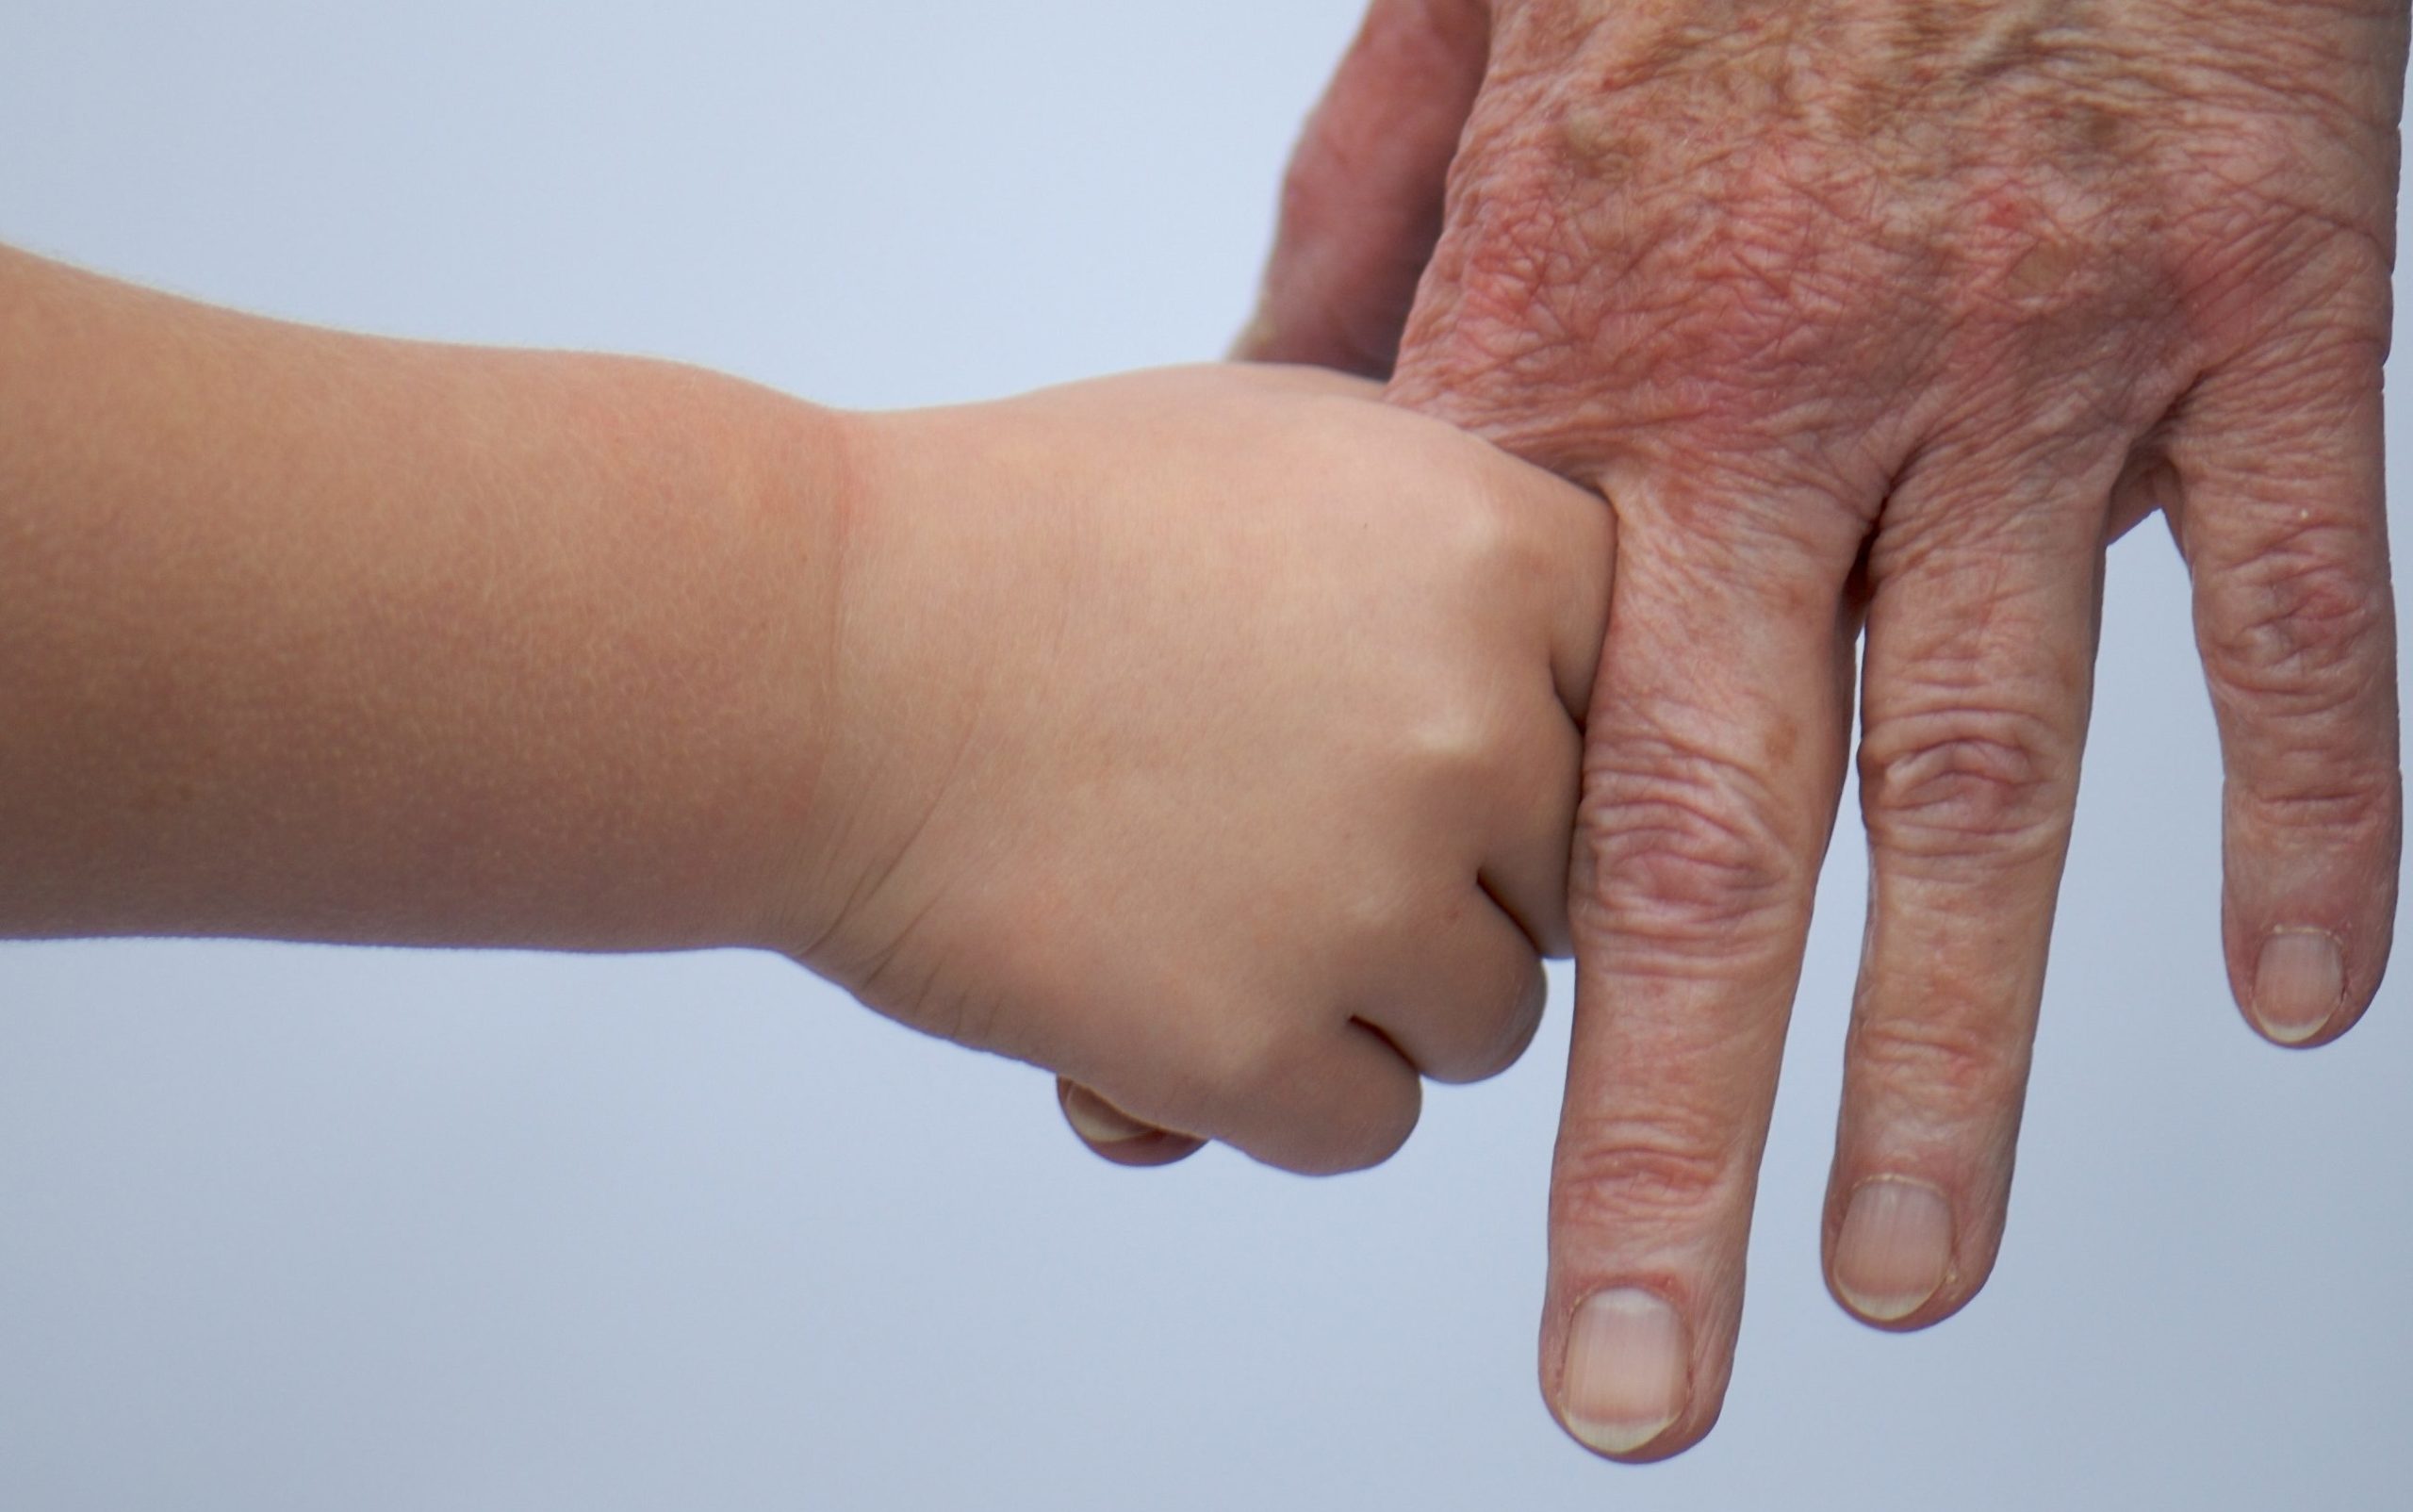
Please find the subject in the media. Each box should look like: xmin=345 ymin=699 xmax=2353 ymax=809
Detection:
xmin=1552 ymin=1110 xmax=1742 ymax=1231
xmin=1860 ymin=708 xmax=2073 ymax=862
xmin=1848 ymin=1010 xmax=2028 ymax=1110
xmin=2204 ymin=522 xmax=2391 ymax=716
xmin=1578 ymin=731 xmax=1802 ymax=952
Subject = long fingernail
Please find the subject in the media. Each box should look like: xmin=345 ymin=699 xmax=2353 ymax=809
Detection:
xmin=1561 ymin=1288 xmax=1688 ymax=1456
xmin=2254 ymin=929 xmax=2344 ymax=1045
xmin=1061 ymin=1085 xmax=1157 ymax=1145
xmin=1833 ymin=1177 xmax=1953 ymax=1323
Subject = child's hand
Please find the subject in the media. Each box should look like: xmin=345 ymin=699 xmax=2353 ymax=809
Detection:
xmin=0 ymin=254 xmax=1600 ymax=1176
xmin=0 ymin=242 xmax=1604 ymax=1176
xmin=782 ymin=366 xmax=1612 ymax=1174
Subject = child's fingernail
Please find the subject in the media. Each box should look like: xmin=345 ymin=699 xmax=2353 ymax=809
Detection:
xmin=1060 ymin=1083 xmax=1157 ymax=1145
xmin=1560 ymin=1288 xmax=1688 ymax=1456
xmin=2254 ymin=929 xmax=2343 ymax=1044
xmin=1832 ymin=1177 xmax=1953 ymax=1323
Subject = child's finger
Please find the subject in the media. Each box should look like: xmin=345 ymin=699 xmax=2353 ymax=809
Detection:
xmin=1215 ymin=1022 xmax=1424 ymax=1176
xmin=1477 ymin=693 xmax=1584 ymax=957
xmin=1470 ymin=454 xmax=1616 ymax=960
xmin=1529 ymin=474 xmax=1615 ymax=727
xmin=1056 ymin=1078 xmax=1205 ymax=1168
xmin=1366 ymin=892 xmax=1549 ymax=1085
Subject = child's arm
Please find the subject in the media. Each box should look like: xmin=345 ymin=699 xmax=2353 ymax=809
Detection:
xmin=0 ymin=245 xmax=1614 ymax=1173
xmin=0 ymin=244 xmax=840 ymax=953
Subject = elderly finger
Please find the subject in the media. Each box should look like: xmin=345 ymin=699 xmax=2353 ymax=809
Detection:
xmin=1827 ymin=436 xmax=2114 ymax=1329
xmin=1544 ymin=497 xmax=1859 ymax=1460
xmin=1235 ymin=0 xmax=1489 ymax=374
xmin=2164 ymin=339 xmax=2400 ymax=1048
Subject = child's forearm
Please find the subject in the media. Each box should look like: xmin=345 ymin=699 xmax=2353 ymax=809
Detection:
xmin=0 ymin=247 xmax=846 ymax=952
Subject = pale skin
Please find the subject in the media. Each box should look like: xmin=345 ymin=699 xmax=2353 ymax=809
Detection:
xmin=1206 ymin=0 xmax=2408 ymax=1463
xmin=0 ymin=244 xmax=1614 ymax=1176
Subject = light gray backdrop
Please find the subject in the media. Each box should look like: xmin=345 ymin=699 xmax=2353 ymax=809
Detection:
xmin=2 ymin=3 xmax=2405 ymax=1507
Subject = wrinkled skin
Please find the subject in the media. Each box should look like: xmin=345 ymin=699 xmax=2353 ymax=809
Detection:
xmin=1211 ymin=0 xmax=2406 ymax=1462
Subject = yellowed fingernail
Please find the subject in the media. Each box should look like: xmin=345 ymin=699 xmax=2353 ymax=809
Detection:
xmin=2254 ymin=929 xmax=2344 ymax=1045
xmin=1833 ymin=1177 xmax=1953 ymax=1323
xmin=1561 ymin=1288 xmax=1688 ymax=1456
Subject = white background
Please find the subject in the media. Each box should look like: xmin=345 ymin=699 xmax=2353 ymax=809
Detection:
xmin=2 ymin=3 xmax=2406 ymax=1507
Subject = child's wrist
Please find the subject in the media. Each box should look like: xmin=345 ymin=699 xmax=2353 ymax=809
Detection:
xmin=745 ymin=398 xmax=1026 ymax=984
xmin=653 ymin=376 xmax=873 ymax=960
xmin=739 ymin=400 xmax=944 ymax=972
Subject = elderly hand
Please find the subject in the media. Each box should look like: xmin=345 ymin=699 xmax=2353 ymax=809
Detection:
xmin=1236 ymin=0 xmax=2406 ymax=1461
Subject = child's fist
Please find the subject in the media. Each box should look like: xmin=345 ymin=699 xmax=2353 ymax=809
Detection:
xmin=783 ymin=366 xmax=1611 ymax=1174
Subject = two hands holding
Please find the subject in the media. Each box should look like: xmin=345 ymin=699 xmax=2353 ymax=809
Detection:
xmin=4 ymin=0 xmax=2405 ymax=1464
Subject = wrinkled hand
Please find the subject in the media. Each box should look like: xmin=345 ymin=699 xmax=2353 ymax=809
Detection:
xmin=1240 ymin=0 xmax=2407 ymax=1460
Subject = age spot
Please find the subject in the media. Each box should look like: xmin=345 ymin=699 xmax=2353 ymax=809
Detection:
xmin=2004 ymin=239 xmax=2076 ymax=297
xmin=1560 ymin=102 xmax=1643 ymax=183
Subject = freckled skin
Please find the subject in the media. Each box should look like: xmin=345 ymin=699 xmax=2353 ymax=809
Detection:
xmin=1247 ymin=0 xmax=2407 ymax=1462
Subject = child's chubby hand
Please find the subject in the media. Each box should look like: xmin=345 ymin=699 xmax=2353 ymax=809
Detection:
xmin=775 ymin=365 xmax=1611 ymax=1174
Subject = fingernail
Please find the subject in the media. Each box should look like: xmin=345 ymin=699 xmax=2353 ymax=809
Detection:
xmin=2254 ymin=929 xmax=2344 ymax=1045
xmin=1833 ymin=1177 xmax=1954 ymax=1323
xmin=1230 ymin=302 xmax=1277 ymax=361
xmin=1061 ymin=1085 xmax=1157 ymax=1145
xmin=1561 ymin=1288 xmax=1688 ymax=1456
